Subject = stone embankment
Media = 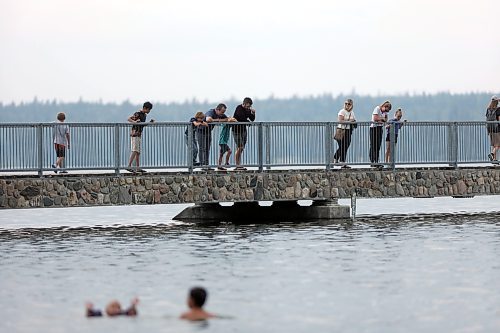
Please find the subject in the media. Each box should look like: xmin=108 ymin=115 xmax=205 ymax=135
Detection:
xmin=1 ymin=168 xmax=499 ymax=209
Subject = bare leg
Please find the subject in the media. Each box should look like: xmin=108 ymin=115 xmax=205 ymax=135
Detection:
xmin=128 ymin=152 xmax=138 ymax=167
xmin=235 ymin=147 xmax=244 ymax=166
xmin=135 ymin=153 xmax=140 ymax=168
xmin=385 ymin=142 xmax=390 ymax=163
xmin=218 ymin=153 xmax=223 ymax=167
xmin=56 ymin=157 xmax=65 ymax=168
xmin=225 ymin=150 xmax=232 ymax=165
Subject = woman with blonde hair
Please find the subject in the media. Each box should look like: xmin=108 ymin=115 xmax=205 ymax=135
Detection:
xmin=333 ymin=99 xmax=357 ymax=168
xmin=486 ymin=96 xmax=500 ymax=161
xmin=369 ymin=100 xmax=391 ymax=167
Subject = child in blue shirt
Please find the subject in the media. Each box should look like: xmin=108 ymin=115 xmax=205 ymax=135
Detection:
xmin=217 ymin=124 xmax=232 ymax=170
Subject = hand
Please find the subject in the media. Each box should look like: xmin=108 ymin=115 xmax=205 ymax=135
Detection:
xmin=67 ymin=144 xmax=70 ymax=150
xmin=131 ymin=297 xmax=139 ymax=306
xmin=85 ymin=302 xmax=94 ymax=310
xmin=149 ymin=119 xmax=155 ymax=123
xmin=250 ymin=108 xmax=256 ymax=113
xmin=403 ymin=119 xmax=408 ymax=123
xmin=228 ymin=117 xmax=237 ymax=122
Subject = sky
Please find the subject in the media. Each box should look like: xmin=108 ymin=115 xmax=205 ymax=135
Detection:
xmin=1 ymin=0 xmax=499 ymax=104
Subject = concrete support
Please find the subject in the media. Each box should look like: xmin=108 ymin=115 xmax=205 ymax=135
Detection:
xmin=173 ymin=200 xmax=350 ymax=222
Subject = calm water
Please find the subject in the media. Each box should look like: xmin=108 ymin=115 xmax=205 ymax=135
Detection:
xmin=0 ymin=198 xmax=499 ymax=333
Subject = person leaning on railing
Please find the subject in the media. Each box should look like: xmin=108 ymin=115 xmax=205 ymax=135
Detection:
xmin=232 ymin=97 xmax=256 ymax=171
xmin=486 ymin=95 xmax=500 ymax=161
xmin=126 ymin=101 xmax=154 ymax=173
xmin=333 ymin=98 xmax=357 ymax=168
xmin=384 ymin=108 xmax=407 ymax=163
xmin=369 ymin=100 xmax=391 ymax=168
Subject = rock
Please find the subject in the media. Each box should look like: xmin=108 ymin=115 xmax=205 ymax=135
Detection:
xmin=457 ymin=180 xmax=467 ymax=195
xmin=20 ymin=186 xmax=40 ymax=199
xmin=396 ymin=183 xmax=405 ymax=196
xmin=119 ymin=187 xmax=132 ymax=204
xmin=154 ymin=190 xmax=161 ymax=203
xmin=43 ymin=197 xmax=54 ymax=207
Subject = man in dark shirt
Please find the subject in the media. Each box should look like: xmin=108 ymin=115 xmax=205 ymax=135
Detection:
xmin=127 ymin=101 xmax=153 ymax=173
xmin=198 ymin=103 xmax=235 ymax=170
xmin=232 ymin=97 xmax=256 ymax=170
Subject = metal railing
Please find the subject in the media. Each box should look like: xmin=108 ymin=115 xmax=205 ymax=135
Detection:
xmin=0 ymin=121 xmax=498 ymax=175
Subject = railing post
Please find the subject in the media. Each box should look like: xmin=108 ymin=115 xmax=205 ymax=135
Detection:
xmin=257 ymin=123 xmax=263 ymax=172
xmin=265 ymin=123 xmax=271 ymax=170
xmin=114 ymin=124 xmax=120 ymax=175
xmin=37 ymin=124 xmax=43 ymax=177
xmin=390 ymin=122 xmax=396 ymax=171
xmin=325 ymin=122 xmax=333 ymax=170
xmin=448 ymin=122 xmax=458 ymax=168
xmin=187 ymin=123 xmax=194 ymax=173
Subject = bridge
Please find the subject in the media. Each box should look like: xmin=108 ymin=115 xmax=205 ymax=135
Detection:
xmin=1 ymin=122 xmax=499 ymax=220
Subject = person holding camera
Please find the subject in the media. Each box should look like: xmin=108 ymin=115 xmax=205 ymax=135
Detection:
xmin=126 ymin=101 xmax=154 ymax=173
xmin=333 ymin=99 xmax=357 ymax=168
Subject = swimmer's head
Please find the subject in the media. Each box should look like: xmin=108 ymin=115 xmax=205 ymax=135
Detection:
xmin=188 ymin=287 xmax=207 ymax=309
xmin=105 ymin=300 xmax=122 ymax=316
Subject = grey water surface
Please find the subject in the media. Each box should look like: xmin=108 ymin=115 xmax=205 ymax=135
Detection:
xmin=0 ymin=197 xmax=499 ymax=333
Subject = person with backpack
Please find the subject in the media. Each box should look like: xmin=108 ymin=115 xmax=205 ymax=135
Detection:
xmin=333 ymin=99 xmax=357 ymax=168
xmin=486 ymin=96 xmax=500 ymax=161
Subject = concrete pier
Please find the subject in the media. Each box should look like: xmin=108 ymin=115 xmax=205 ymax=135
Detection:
xmin=173 ymin=199 xmax=351 ymax=222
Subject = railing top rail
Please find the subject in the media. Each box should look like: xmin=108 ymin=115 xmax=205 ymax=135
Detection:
xmin=0 ymin=120 xmax=498 ymax=127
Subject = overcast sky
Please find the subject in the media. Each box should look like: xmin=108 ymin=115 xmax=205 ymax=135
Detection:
xmin=1 ymin=0 xmax=499 ymax=103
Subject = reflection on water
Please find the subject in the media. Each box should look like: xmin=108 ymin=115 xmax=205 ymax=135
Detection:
xmin=1 ymin=209 xmax=500 ymax=333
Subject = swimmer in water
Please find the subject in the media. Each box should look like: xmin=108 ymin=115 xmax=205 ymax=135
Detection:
xmin=180 ymin=287 xmax=216 ymax=321
xmin=86 ymin=297 xmax=139 ymax=317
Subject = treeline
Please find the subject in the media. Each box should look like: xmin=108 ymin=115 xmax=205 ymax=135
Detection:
xmin=0 ymin=92 xmax=494 ymax=123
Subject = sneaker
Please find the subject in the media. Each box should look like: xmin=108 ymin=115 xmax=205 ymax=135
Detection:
xmin=51 ymin=164 xmax=58 ymax=174
xmin=126 ymin=168 xmax=135 ymax=173
xmin=332 ymin=158 xmax=338 ymax=164
xmin=193 ymin=162 xmax=201 ymax=166
xmin=137 ymin=169 xmax=147 ymax=173
xmin=217 ymin=166 xmax=227 ymax=171
xmin=488 ymin=153 xmax=494 ymax=161
xmin=341 ymin=165 xmax=351 ymax=169
xmin=59 ymin=170 xmax=68 ymax=174
xmin=234 ymin=166 xmax=247 ymax=171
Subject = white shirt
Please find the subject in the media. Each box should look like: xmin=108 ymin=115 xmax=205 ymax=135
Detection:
xmin=53 ymin=122 xmax=69 ymax=145
xmin=370 ymin=106 xmax=387 ymax=128
xmin=337 ymin=108 xmax=356 ymax=129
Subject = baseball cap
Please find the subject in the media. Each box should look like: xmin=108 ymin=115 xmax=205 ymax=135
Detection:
xmin=492 ymin=95 xmax=499 ymax=101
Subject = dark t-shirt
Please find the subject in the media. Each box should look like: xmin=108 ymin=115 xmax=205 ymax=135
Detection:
xmin=232 ymin=105 xmax=255 ymax=134
xmin=130 ymin=111 xmax=147 ymax=137
xmin=198 ymin=109 xmax=228 ymax=134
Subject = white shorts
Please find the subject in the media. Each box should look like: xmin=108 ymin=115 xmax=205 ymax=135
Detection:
xmin=131 ymin=136 xmax=142 ymax=153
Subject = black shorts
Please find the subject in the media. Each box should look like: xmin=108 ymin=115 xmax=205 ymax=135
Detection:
xmin=233 ymin=131 xmax=247 ymax=148
xmin=55 ymin=144 xmax=66 ymax=157
xmin=219 ymin=144 xmax=231 ymax=154
xmin=385 ymin=134 xmax=398 ymax=144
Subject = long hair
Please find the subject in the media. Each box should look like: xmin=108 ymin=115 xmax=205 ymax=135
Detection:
xmin=380 ymin=100 xmax=392 ymax=110
xmin=487 ymin=99 xmax=498 ymax=110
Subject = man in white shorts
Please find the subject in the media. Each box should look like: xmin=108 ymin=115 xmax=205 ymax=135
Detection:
xmin=127 ymin=101 xmax=153 ymax=173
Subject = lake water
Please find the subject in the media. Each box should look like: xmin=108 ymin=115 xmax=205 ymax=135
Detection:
xmin=0 ymin=197 xmax=499 ymax=333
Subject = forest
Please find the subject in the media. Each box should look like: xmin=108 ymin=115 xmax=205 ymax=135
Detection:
xmin=0 ymin=92 xmax=494 ymax=123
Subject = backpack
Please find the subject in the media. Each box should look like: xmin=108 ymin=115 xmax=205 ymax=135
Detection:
xmin=486 ymin=108 xmax=499 ymax=133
